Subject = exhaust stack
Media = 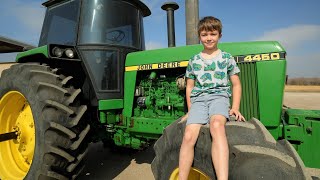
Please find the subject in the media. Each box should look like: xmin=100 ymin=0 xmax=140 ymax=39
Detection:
xmin=161 ymin=2 xmax=179 ymax=47
xmin=185 ymin=0 xmax=199 ymax=45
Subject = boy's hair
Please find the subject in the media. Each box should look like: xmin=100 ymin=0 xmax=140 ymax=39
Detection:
xmin=198 ymin=16 xmax=222 ymax=36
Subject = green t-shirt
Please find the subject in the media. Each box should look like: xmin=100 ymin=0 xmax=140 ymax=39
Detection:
xmin=185 ymin=49 xmax=240 ymax=97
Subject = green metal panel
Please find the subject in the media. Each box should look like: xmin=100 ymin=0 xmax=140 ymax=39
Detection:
xmin=16 ymin=45 xmax=48 ymax=62
xmin=99 ymin=99 xmax=123 ymax=124
xmin=237 ymin=62 xmax=259 ymax=121
xmin=123 ymin=71 xmax=138 ymax=117
xmin=127 ymin=117 xmax=173 ymax=134
xmin=98 ymin=99 xmax=123 ymax=110
xmin=284 ymin=109 xmax=320 ymax=168
xmin=125 ymin=41 xmax=285 ymax=66
xmin=256 ymin=60 xmax=286 ymax=130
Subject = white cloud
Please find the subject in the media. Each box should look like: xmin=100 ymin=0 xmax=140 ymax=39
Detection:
xmin=254 ymin=24 xmax=320 ymax=50
xmin=254 ymin=25 xmax=320 ymax=78
xmin=145 ymin=41 xmax=165 ymax=50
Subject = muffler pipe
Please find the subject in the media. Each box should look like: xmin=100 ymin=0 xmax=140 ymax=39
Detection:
xmin=161 ymin=2 xmax=179 ymax=47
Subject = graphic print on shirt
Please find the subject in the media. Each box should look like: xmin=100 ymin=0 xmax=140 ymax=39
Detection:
xmin=214 ymin=71 xmax=225 ymax=80
xmin=228 ymin=64 xmax=235 ymax=72
xmin=200 ymin=73 xmax=212 ymax=82
xmin=204 ymin=62 xmax=216 ymax=71
xmin=193 ymin=63 xmax=202 ymax=71
xmin=189 ymin=74 xmax=196 ymax=79
xmin=195 ymin=54 xmax=201 ymax=60
xmin=195 ymin=81 xmax=201 ymax=88
xmin=203 ymin=82 xmax=214 ymax=88
xmin=187 ymin=63 xmax=192 ymax=72
xmin=216 ymin=82 xmax=225 ymax=87
xmin=185 ymin=51 xmax=240 ymax=97
xmin=222 ymin=53 xmax=231 ymax=59
xmin=218 ymin=60 xmax=227 ymax=69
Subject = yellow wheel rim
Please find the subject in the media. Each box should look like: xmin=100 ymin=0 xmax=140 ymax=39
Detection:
xmin=170 ymin=167 xmax=210 ymax=180
xmin=0 ymin=91 xmax=35 ymax=180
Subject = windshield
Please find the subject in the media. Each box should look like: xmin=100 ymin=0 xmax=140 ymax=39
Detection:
xmin=79 ymin=0 xmax=143 ymax=49
xmin=39 ymin=0 xmax=80 ymax=46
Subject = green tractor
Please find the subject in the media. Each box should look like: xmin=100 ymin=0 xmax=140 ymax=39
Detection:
xmin=0 ymin=0 xmax=319 ymax=179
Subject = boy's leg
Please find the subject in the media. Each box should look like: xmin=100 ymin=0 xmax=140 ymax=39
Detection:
xmin=179 ymin=123 xmax=202 ymax=180
xmin=210 ymin=115 xmax=228 ymax=180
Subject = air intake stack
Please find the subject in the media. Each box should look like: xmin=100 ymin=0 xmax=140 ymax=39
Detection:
xmin=161 ymin=2 xmax=179 ymax=47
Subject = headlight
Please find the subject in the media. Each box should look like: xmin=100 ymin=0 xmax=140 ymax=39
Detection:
xmin=52 ymin=47 xmax=63 ymax=57
xmin=65 ymin=49 xmax=74 ymax=58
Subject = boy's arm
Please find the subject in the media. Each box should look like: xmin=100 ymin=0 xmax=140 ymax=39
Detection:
xmin=181 ymin=78 xmax=194 ymax=121
xmin=230 ymin=74 xmax=245 ymax=121
xmin=186 ymin=78 xmax=195 ymax=112
xmin=230 ymin=74 xmax=241 ymax=110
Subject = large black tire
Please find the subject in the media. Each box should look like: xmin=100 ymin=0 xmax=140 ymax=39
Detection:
xmin=0 ymin=63 xmax=90 ymax=180
xmin=151 ymin=118 xmax=311 ymax=180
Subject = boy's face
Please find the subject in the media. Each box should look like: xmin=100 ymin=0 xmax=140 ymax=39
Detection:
xmin=199 ymin=30 xmax=221 ymax=50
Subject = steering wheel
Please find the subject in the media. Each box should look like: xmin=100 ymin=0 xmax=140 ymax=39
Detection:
xmin=106 ymin=30 xmax=125 ymax=43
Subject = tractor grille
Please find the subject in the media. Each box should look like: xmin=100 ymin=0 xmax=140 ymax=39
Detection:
xmin=237 ymin=62 xmax=260 ymax=120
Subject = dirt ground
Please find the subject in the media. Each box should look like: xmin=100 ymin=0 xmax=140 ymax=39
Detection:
xmin=78 ymin=92 xmax=320 ymax=180
xmin=0 ymin=63 xmax=14 ymax=76
xmin=283 ymin=92 xmax=320 ymax=110
xmin=78 ymin=143 xmax=155 ymax=180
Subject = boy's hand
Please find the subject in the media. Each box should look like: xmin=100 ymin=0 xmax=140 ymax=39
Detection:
xmin=181 ymin=113 xmax=189 ymax=122
xmin=229 ymin=109 xmax=245 ymax=122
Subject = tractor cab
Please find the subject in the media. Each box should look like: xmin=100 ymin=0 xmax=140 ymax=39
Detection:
xmin=40 ymin=0 xmax=150 ymax=100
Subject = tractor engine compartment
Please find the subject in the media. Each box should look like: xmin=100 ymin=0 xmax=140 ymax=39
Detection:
xmin=133 ymin=69 xmax=186 ymax=119
xmin=107 ymin=68 xmax=187 ymax=149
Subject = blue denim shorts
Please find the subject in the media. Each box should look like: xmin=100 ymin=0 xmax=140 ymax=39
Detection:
xmin=187 ymin=93 xmax=230 ymax=125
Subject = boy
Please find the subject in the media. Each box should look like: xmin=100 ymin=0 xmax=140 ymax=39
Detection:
xmin=179 ymin=16 xmax=245 ymax=180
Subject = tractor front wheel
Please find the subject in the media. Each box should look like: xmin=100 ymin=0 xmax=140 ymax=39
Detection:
xmin=0 ymin=63 xmax=90 ymax=180
xmin=151 ymin=118 xmax=311 ymax=180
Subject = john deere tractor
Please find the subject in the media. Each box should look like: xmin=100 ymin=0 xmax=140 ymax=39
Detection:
xmin=0 ymin=0 xmax=319 ymax=179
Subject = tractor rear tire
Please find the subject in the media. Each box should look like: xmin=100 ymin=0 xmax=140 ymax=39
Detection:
xmin=151 ymin=118 xmax=311 ymax=180
xmin=0 ymin=63 xmax=90 ymax=180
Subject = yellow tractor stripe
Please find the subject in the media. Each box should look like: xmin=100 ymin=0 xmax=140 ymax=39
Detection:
xmin=125 ymin=60 xmax=189 ymax=72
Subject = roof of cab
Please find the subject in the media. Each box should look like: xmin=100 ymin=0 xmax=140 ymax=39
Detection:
xmin=42 ymin=0 xmax=151 ymax=17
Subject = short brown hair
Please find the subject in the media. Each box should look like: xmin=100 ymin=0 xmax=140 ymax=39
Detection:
xmin=198 ymin=16 xmax=222 ymax=36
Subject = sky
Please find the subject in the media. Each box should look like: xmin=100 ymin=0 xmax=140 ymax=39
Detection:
xmin=0 ymin=0 xmax=319 ymax=78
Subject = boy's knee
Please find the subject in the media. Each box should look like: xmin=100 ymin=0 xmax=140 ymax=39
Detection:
xmin=183 ymin=130 xmax=198 ymax=146
xmin=209 ymin=115 xmax=226 ymax=132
